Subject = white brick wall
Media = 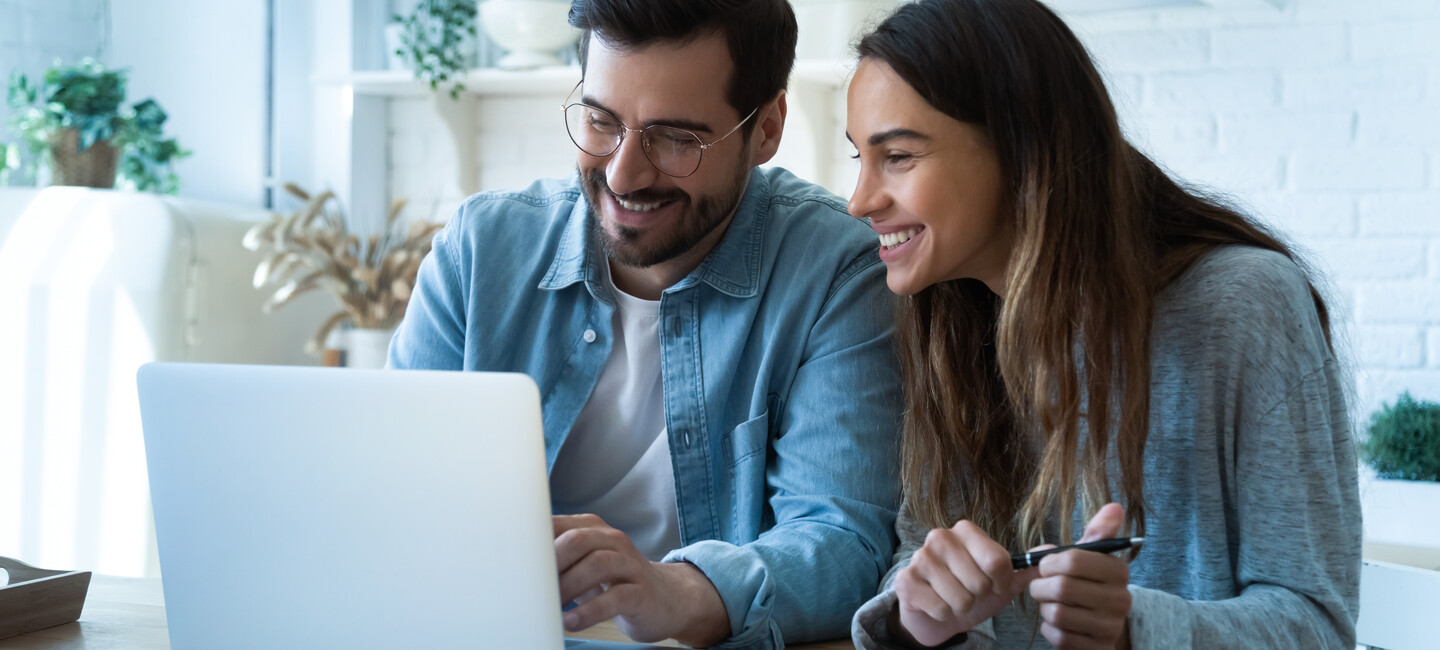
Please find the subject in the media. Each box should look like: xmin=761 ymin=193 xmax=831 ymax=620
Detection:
xmin=385 ymin=0 xmax=1440 ymax=419
xmin=1069 ymin=0 xmax=1440 ymax=417
xmin=387 ymin=94 xmax=576 ymax=225
xmin=0 ymin=0 xmax=109 ymax=172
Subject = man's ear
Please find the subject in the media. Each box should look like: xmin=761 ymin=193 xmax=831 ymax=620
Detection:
xmin=748 ymin=91 xmax=787 ymax=167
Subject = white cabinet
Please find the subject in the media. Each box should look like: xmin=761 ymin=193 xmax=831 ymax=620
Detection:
xmin=0 ymin=188 xmax=336 ymax=577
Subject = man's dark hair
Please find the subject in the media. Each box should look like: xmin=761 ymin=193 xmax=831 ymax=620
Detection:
xmin=569 ymin=0 xmax=797 ymax=132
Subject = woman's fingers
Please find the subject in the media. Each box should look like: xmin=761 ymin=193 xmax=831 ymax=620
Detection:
xmin=894 ymin=572 xmax=956 ymax=623
xmin=949 ymin=520 xmax=1021 ymax=591
xmin=1038 ymin=600 xmax=1128 ymax=639
xmin=1031 ymin=570 xmax=1132 ymax=615
xmin=1039 ymin=621 xmax=1113 ymax=650
xmin=902 ymin=544 xmax=976 ymax=619
xmin=1038 ymin=548 xmax=1132 ymax=586
xmin=1079 ymin=503 xmax=1125 ymax=544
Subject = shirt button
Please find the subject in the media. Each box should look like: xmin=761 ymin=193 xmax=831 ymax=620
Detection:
xmin=583 ymin=329 xmax=596 ymax=343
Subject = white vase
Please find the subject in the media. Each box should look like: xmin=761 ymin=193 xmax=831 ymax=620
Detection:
xmin=1360 ymin=470 xmax=1440 ymax=548
xmin=346 ymin=328 xmax=397 ymax=370
xmin=480 ymin=0 xmax=581 ymax=70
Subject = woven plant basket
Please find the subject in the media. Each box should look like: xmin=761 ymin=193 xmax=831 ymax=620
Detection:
xmin=50 ymin=128 xmax=118 ymax=189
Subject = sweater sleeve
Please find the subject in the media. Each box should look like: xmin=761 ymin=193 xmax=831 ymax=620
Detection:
xmin=1127 ymin=248 xmax=1361 ymax=648
xmin=1127 ymin=359 xmax=1361 ymax=648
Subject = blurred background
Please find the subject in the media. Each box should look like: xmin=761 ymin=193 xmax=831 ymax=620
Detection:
xmin=0 ymin=0 xmax=1435 ymax=612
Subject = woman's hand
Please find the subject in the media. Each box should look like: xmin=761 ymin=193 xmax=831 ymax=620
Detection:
xmin=891 ymin=520 xmax=1037 ymax=647
xmin=1028 ymin=503 xmax=1133 ymax=650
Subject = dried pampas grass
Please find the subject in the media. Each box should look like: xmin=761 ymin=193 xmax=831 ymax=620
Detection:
xmin=243 ymin=182 xmax=444 ymax=355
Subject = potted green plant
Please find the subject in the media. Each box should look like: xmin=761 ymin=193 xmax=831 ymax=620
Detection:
xmin=5 ymin=59 xmax=189 ymax=193
xmin=393 ymin=0 xmax=478 ymax=99
xmin=1359 ymin=392 xmax=1440 ymax=548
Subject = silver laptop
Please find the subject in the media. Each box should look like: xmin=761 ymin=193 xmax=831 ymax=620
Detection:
xmin=138 ymin=363 xmax=651 ymax=649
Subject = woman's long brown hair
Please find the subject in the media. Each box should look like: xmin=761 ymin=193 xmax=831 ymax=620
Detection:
xmin=858 ymin=0 xmax=1333 ymax=550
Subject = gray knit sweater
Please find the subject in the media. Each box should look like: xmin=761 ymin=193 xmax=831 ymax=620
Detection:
xmin=852 ymin=246 xmax=1361 ymax=649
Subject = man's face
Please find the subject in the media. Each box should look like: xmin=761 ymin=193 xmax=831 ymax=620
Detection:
xmin=576 ymin=33 xmax=754 ymax=270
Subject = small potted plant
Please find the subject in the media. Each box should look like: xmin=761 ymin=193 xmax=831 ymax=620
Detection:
xmin=1359 ymin=392 xmax=1440 ymax=549
xmin=393 ymin=0 xmax=478 ymax=99
xmin=5 ymin=59 xmax=189 ymax=193
xmin=0 ymin=141 xmax=18 ymax=186
xmin=243 ymin=183 xmax=444 ymax=368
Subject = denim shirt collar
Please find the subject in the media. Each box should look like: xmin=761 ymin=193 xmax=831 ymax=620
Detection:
xmin=538 ymin=169 xmax=769 ymax=300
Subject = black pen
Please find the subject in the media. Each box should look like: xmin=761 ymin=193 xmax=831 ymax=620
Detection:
xmin=1011 ymin=536 xmax=1145 ymax=570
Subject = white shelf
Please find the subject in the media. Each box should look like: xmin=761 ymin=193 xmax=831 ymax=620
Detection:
xmin=316 ymin=66 xmax=582 ymax=97
xmin=314 ymin=60 xmax=853 ymax=198
xmin=317 ymin=59 xmax=853 ymax=99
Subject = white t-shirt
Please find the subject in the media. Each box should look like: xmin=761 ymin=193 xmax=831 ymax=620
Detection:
xmin=548 ymin=265 xmax=681 ymax=561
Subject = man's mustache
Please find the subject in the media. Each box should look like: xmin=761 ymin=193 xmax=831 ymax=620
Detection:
xmin=583 ymin=169 xmax=687 ymax=205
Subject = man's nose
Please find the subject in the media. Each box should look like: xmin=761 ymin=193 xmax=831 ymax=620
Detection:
xmin=604 ymin=131 xmax=660 ymax=197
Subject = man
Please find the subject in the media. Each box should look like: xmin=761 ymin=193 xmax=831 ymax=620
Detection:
xmin=389 ymin=1 xmax=901 ymax=646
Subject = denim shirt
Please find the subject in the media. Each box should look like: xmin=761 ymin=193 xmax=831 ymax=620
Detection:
xmin=389 ymin=167 xmax=903 ymax=647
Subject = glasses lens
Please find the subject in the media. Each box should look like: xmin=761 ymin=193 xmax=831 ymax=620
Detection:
xmin=564 ymin=104 xmax=622 ymax=157
xmin=642 ymin=126 xmax=704 ymax=177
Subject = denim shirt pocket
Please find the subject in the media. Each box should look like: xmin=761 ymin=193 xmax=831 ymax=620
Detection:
xmin=725 ymin=410 xmax=770 ymax=465
xmin=724 ymin=409 xmax=771 ymax=538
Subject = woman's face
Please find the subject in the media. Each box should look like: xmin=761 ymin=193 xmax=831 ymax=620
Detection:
xmin=846 ymin=58 xmax=1012 ymax=297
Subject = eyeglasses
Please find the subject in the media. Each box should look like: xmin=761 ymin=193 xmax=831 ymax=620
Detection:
xmin=561 ymin=80 xmax=758 ymax=178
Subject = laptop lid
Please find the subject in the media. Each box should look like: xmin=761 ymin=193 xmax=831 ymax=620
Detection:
xmin=138 ymin=363 xmax=565 ymax=649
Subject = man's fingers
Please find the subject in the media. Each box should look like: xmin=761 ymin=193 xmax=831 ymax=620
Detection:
xmin=553 ymin=513 xmax=607 ymax=537
xmin=557 ymin=548 xmax=634 ymax=605
xmin=554 ymin=524 xmax=631 ymax=574
xmin=563 ymin=582 xmax=644 ymax=633
xmin=1078 ymin=503 xmax=1125 ymax=544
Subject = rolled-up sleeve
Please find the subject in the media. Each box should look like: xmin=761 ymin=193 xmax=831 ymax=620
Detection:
xmin=666 ymin=255 xmax=904 ymax=648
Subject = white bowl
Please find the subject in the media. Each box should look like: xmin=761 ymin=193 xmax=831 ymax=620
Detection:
xmin=480 ymin=0 xmax=582 ymax=70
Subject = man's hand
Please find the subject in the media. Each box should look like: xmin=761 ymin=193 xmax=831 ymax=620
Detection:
xmin=553 ymin=514 xmax=729 ymax=647
xmin=891 ymin=520 xmax=1038 ymax=647
xmin=1027 ymin=503 xmax=1133 ymax=650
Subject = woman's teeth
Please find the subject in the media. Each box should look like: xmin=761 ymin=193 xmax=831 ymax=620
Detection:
xmin=879 ymin=228 xmax=921 ymax=250
xmin=617 ymin=197 xmax=661 ymax=212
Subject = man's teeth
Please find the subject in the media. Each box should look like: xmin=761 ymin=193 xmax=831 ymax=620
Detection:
xmin=879 ymin=228 xmax=921 ymax=249
xmin=617 ymin=197 xmax=661 ymax=212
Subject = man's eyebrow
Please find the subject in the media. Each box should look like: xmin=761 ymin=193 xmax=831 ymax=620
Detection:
xmin=867 ymin=128 xmax=931 ymax=147
xmin=581 ymin=94 xmax=716 ymax=135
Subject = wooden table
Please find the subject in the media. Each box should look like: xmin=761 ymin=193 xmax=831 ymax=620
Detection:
xmin=0 ymin=576 xmax=851 ymax=649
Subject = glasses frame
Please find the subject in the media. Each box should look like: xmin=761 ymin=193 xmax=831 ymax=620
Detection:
xmin=560 ymin=80 xmax=759 ymax=178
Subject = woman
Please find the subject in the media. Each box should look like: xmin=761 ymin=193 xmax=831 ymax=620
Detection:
xmin=844 ymin=0 xmax=1360 ymax=648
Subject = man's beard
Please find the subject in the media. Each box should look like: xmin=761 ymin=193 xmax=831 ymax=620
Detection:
xmin=581 ymin=163 xmax=749 ymax=269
